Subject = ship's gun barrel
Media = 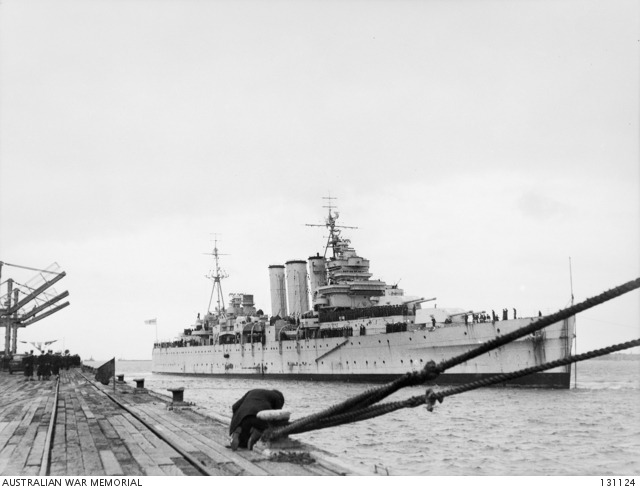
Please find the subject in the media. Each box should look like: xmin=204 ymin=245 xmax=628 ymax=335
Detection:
xmin=449 ymin=310 xmax=485 ymax=318
xmin=402 ymin=297 xmax=436 ymax=305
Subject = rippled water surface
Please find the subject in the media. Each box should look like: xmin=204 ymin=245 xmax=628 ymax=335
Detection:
xmin=89 ymin=358 xmax=640 ymax=475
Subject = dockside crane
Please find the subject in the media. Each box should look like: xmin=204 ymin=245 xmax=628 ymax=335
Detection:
xmin=0 ymin=261 xmax=70 ymax=356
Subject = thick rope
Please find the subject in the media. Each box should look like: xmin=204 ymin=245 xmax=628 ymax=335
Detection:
xmin=262 ymin=361 xmax=440 ymax=441
xmin=344 ymin=277 xmax=640 ymax=415
xmin=274 ymin=337 xmax=640 ymax=437
xmin=432 ymin=337 xmax=640 ymax=403
xmin=262 ymin=278 xmax=640 ymax=441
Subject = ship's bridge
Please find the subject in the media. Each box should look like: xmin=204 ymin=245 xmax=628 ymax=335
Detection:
xmin=331 ymin=271 xmax=373 ymax=281
xmin=327 ymin=250 xmax=373 ymax=282
xmin=327 ymin=254 xmax=369 ymax=271
xmin=317 ymin=281 xmax=386 ymax=296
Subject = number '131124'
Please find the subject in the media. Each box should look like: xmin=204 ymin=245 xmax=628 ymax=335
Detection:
xmin=601 ymin=479 xmax=635 ymax=486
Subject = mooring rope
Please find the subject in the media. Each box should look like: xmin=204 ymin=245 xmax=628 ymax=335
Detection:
xmin=262 ymin=277 xmax=640 ymax=441
xmin=268 ymin=337 xmax=640 ymax=438
xmin=262 ymin=361 xmax=440 ymax=441
xmin=431 ymin=338 xmax=640 ymax=402
xmin=344 ymin=277 xmax=640 ymax=417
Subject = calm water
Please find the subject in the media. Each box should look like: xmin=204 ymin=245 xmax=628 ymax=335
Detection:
xmin=86 ymin=358 xmax=640 ymax=476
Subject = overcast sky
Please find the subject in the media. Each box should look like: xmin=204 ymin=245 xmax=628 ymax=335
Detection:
xmin=1 ymin=0 xmax=638 ymax=361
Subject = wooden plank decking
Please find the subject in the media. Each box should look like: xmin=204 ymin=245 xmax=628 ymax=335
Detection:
xmin=0 ymin=369 xmax=362 ymax=476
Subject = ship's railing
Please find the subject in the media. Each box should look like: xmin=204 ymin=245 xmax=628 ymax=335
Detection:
xmin=318 ymin=327 xmax=354 ymax=339
xmin=153 ymin=338 xmax=213 ymax=349
xmin=318 ymin=304 xmax=409 ymax=323
xmin=385 ymin=322 xmax=408 ymax=333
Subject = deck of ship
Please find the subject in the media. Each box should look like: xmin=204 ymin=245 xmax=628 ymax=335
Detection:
xmin=0 ymin=369 xmax=365 ymax=476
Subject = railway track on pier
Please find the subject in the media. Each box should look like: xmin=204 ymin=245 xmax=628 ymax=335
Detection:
xmin=0 ymin=369 xmax=356 ymax=476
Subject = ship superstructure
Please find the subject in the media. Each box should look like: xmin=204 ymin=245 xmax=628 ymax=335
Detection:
xmin=152 ymin=204 xmax=575 ymax=388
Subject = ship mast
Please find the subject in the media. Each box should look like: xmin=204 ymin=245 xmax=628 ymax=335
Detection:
xmin=204 ymin=235 xmax=228 ymax=317
xmin=306 ymin=196 xmax=358 ymax=258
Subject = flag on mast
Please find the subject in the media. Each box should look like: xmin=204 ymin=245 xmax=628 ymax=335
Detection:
xmin=145 ymin=319 xmax=157 ymax=325
xmin=95 ymin=358 xmax=115 ymax=386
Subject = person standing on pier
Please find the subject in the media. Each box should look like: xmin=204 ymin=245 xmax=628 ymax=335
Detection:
xmin=51 ymin=353 xmax=61 ymax=379
xmin=22 ymin=353 xmax=30 ymax=381
xmin=37 ymin=351 xmax=45 ymax=381
xmin=22 ymin=351 xmax=34 ymax=381
xmin=43 ymin=350 xmax=52 ymax=381
xmin=229 ymin=389 xmax=285 ymax=451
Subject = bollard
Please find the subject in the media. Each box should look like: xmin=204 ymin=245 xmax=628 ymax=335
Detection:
xmin=255 ymin=409 xmax=295 ymax=449
xmin=116 ymin=374 xmax=125 ymax=383
xmin=167 ymin=387 xmax=184 ymax=403
xmin=133 ymin=378 xmax=145 ymax=389
xmin=257 ymin=409 xmax=292 ymax=430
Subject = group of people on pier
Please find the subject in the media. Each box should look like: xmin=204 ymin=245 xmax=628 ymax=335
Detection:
xmin=21 ymin=350 xmax=81 ymax=381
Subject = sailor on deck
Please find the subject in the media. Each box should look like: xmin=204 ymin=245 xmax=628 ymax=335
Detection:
xmin=229 ymin=389 xmax=285 ymax=451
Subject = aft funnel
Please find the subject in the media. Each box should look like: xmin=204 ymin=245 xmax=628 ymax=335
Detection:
xmin=285 ymin=260 xmax=309 ymax=316
xmin=268 ymin=265 xmax=287 ymax=317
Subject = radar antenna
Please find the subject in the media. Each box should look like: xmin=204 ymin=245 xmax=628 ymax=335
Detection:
xmin=305 ymin=195 xmax=358 ymax=258
xmin=203 ymin=234 xmax=229 ymax=316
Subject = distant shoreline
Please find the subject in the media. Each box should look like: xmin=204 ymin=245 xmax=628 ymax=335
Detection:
xmin=84 ymin=359 xmax=152 ymax=363
xmin=590 ymin=353 xmax=640 ymax=361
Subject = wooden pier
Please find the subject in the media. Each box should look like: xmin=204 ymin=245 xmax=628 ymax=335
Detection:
xmin=0 ymin=369 xmax=365 ymax=476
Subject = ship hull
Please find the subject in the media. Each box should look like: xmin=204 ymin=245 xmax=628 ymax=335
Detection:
xmin=152 ymin=316 xmax=575 ymax=389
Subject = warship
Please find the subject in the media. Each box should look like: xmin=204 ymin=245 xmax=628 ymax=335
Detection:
xmin=152 ymin=203 xmax=575 ymax=388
